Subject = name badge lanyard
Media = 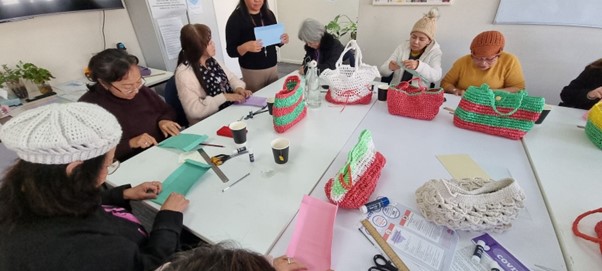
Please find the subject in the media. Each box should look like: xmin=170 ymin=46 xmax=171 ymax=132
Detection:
xmin=251 ymin=13 xmax=268 ymax=57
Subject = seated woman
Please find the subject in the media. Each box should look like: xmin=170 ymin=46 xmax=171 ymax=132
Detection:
xmin=379 ymin=8 xmax=442 ymax=86
xmin=159 ymin=242 xmax=306 ymax=271
xmin=560 ymin=58 xmax=602 ymax=110
xmin=176 ymin=24 xmax=252 ymax=126
xmin=441 ymin=30 xmax=525 ymax=96
xmin=298 ymin=18 xmax=344 ymax=75
xmin=79 ymin=49 xmax=180 ymax=161
xmin=0 ymin=102 xmax=189 ymax=270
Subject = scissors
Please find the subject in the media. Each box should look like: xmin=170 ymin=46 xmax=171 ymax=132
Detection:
xmin=368 ymin=254 xmax=398 ymax=271
xmin=238 ymin=105 xmax=269 ymax=121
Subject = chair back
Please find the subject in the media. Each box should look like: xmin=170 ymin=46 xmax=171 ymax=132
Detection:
xmin=164 ymin=76 xmax=189 ymax=127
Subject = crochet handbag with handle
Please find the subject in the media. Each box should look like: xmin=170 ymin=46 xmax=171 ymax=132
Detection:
xmin=273 ymin=75 xmax=307 ymax=133
xmin=585 ymin=102 xmax=602 ymax=149
xmin=415 ymin=177 xmax=526 ymax=232
xmin=321 ymin=40 xmax=379 ymax=105
xmin=387 ymin=78 xmax=444 ymax=120
xmin=573 ymin=208 xmax=602 ymax=254
xmin=453 ymin=84 xmax=545 ymax=140
xmin=325 ymin=130 xmax=386 ymax=209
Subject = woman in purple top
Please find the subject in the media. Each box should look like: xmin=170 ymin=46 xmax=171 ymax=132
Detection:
xmin=79 ymin=49 xmax=181 ymax=161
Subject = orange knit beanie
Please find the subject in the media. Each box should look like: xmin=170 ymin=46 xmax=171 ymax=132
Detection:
xmin=470 ymin=31 xmax=505 ymax=57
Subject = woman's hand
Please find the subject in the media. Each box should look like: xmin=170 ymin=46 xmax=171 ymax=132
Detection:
xmin=234 ymin=87 xmax=253 ymax=98
xmin=587 ymin=86 xmax=602 ymax=100
xmin=123 ymin=181 xmax=162 ymax=200
xmin=239 ymin=40 xmax=263 ymax=55
xmin=388 ymin=60 xmax=401 ymax=71
xmin=402 ymin=59 xmax=419 ymax=70
xmin=159 ymin=120 xmax=181 ymax=137
xmin=224 ymin=93 xmax=246 ymax=103
xmin=280 ymin=33 xmax=289 ymax=45
xmin=298 ymin=65 xmax=305 ymax=75
xmin=272 ymin=255 xmax=307 ymax=271
xmin=161 ymin=193 xmax=189 ymax=212
xmin=129 ymin=133 xmax=158 ymax=149
xmin=446 ymin=88 xmax=465 ymax=96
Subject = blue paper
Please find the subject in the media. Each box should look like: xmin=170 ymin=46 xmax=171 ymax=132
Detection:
xmin=254 ymin=23 xmax=285 ymax=47
xmin=158 ymin=133 xmax=208 ymax=152
xmin=151 ymin=159 xmax=211 ymax=205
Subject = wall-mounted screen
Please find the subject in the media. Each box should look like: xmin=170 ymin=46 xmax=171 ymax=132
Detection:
xmin=0 ymin=0 xmax=124 ymax=23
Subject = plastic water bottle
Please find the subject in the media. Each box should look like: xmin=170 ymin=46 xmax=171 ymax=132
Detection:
xmin=306 ymin=60 xmax=321 ymax=108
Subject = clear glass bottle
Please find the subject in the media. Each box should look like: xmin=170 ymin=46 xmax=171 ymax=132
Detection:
xmin=306 ymin=60 xmax=321 ymax=108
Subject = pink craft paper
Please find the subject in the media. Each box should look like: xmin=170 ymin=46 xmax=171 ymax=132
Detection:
xmin=286 ymin=195 xmax=338 ymax=271
xmin=233 ymin=96 xmax=267 ymax=107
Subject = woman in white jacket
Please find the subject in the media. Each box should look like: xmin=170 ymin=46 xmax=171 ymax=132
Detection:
xmin=379 ymin=8 xmax=442 ymax=86
xmin=175 ymin=24 xmax=252 ymax=125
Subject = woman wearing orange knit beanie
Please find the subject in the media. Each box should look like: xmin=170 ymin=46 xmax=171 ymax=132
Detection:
xmin=441 ymin=30 xmax=525 ymax=96
xmin=379 ymin=8 xmax=442 ymax=86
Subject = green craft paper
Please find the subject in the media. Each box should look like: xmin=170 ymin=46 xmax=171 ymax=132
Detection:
xmin=151 ymin=159 xmax=211 ymax=205
xmin=158 ymin=133 xmax=208 ymax=152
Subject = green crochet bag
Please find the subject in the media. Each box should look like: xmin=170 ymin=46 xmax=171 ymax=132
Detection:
xmin=272 ymin=75 xmax=307 ymax=133
xmin=585 ymin=102 xmax=602 ymax=149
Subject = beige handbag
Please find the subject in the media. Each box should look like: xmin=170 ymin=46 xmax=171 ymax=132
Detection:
xmin=415 ymin=177 xmax=525 ymax=232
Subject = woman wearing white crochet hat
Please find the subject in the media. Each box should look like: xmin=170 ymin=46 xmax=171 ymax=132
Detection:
xmin=0 ymin=103 xmax=189 ymax=271
xmin=379 ymin=8 xmax=443 ymax=86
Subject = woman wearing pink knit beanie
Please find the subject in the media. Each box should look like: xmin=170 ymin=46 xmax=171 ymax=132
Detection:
xmin=441 ymin=30 xmax=526 ymax=96
xmin=379 ymin=8 xmax=443 ymax=86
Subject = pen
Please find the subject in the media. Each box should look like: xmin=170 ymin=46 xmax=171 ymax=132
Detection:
xmin=577 ymin=125 xmax=585 ymax=129
xmin=222 ymin=172 xmax=251 ymax=192
xmin=200 ymin=143 xmax=225 ymax=148
xmin=143 ymin=72 xmax=166 ymax=78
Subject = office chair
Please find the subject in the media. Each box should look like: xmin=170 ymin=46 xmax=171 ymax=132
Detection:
xmin=164 ymin=76 xmax=189 ymax=128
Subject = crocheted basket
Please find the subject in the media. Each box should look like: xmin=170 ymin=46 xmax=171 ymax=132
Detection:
xmin=415 ymin=177 xmax=526 ymax=232
xmin=324 ymin=130 xmax=387 ymax=209
xmin=585 ymin=102 xmax=602 ymax=149
xmin=387 ymin=78 xmax=444 ymax=120
xmin=273 ymin=75 xmax=307 ymax=133
xmin=321 ymin=40 xmax=379 ymax=105
xmin=572 ymin=208 xmax=602 ymax=254
xmin=453 ymin=84 xmax=545 ymax=140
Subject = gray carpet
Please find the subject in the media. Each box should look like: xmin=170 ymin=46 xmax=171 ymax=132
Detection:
xmin=277 ymin=62 xmax=299 ymax=78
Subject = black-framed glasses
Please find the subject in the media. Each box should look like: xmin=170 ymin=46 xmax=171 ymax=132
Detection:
xmin=111 ymin=77 xmax=146 ymax=94
xmin=107 ymin=160 xmax=120 ymax=175
xmin=471 ymin=54 xmax=500 ymax=64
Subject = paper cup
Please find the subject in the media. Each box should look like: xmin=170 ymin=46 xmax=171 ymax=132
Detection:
xmin=271 ymin=138 xmax=290 ymax=164
xmin=229 ymin=121 xmax=247 ymax=144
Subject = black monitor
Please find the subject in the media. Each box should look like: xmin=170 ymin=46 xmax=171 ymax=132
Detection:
xmin=0 ymin=0 xmax=124 ymax=23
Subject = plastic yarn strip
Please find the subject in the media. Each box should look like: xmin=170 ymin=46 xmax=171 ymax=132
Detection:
xmin=455 ymin=105 xmax=537 ymax=131
xmin=453 ymin=116 xmax=527 ymax=140
xmin=387 ymin=78 xmax=444 ymax=120
xmin=274 ymin=99 xmax=307 ymax=127
xmin=585 ymin=120 xmax=602 ymax=149
xmin=273 ymin=75 xmax=307 ymax=133
xmin=330 ymin=130 xmax=376 ymax=201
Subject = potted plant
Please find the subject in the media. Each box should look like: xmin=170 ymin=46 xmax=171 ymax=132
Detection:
xmin=326 ymin=14 xmax=358 ymax=40
xmin=1 ymin=64 xmax=28 ymax=99
xmin=18 ymin=62 xmax=55 ymax=95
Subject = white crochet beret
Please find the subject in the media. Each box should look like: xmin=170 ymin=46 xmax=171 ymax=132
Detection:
xmin=0 ymin=102 xmax=122 ymax=164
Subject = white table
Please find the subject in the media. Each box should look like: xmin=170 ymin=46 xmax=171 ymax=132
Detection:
xmin=271 ymin=95 xmax=566 ymax=270
xmin=106 ymin=73 xmax=378 ymax=253
xmin=522 ymin=106 xmax=602 ymax=270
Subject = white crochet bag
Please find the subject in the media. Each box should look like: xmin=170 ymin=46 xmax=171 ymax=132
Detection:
xmin=320 ymin=40 xmax=379 ymax=104
xmin=415 ymin=178 xmax=525 ymax=232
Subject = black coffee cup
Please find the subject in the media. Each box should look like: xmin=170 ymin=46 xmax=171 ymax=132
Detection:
xmin=271 ymin=138 xmax=289 ymax=164
xmin=267 ymin=97 xmax=275 ymax=115
xmin=535 ymin=109 xmax=551 ymax=124
xmin=229 ymin=121 xmax=247 ymax=144
xmin=377 ymin=84 xmax=389 ymax=101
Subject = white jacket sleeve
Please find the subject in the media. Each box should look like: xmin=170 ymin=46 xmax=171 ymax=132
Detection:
xmin=223 ymin=62 xmax=246 ymax=91
xmin=415 ymin=46 xmax=443 ymax=83
xmin=175 ymin=64 xmax=227 ymax=125
xmin=379 ymin=45 xmax=404 ymax=77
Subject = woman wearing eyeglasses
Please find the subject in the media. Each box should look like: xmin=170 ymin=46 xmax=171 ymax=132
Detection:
xmin=441 ymin=30 xmax=525 ymax=96
xmin=79 ymin=49 xmax=181 ymax=161
xmin=0 ymin=102 xmax=188 ymax=271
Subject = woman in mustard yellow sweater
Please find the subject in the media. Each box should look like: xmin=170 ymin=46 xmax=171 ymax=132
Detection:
xmin=441 ymin=31 xmax=525 ymax=96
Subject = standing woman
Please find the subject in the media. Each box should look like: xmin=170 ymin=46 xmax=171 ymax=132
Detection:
xmin=0 ymin=102 xmax=188 ymax=271
xmin=226 ymin=0 xmax=289 ymax=92
xmin=80 ymin=49 xmax=181 ymax=161
xmin=379 ymin=8 xmax=442 ymax=86
xmin=559 ymin=58 xmax=602 ymax=110
xmin=176 ymin=24 xmax=252 ymax=126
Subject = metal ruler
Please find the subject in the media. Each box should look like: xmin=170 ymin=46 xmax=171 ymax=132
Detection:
xmin=360 ymin=219 xmax=410 ymax=271
xmin=197 ymin=148 xmax=229 ymax=183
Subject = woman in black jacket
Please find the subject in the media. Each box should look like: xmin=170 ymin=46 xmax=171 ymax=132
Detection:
xmin=298 ymin=18 xmax=345 ymax=75
xmin=560 ymin=58 xmax=602 ymax=110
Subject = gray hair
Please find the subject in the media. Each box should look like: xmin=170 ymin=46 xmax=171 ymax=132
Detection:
xmin=298 ymin=18 xmax=325 ymax=43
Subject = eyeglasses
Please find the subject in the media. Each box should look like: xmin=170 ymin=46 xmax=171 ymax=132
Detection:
xmin=111 ymin=77 xmax=146 ymax=94
xmin=107 ymin=159 xmax=120 ymax=175
xmin=471 ymin=54 xmax=500 ymax=64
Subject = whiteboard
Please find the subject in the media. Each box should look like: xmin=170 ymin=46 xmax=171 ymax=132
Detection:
xmin=494 ymin=0 xmax=602 ymax=29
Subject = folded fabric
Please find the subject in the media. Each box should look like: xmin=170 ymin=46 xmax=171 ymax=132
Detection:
xmin=158 ymin=133 xmax=208 ymax=152
xmin=273 ymin=75 xmax=307 ymax=133
xmin=233 ymin=96 xmax=267 ymax=107
xmin=151 ymin=159 xmax=211 ymax=205
xmin=325 ymin=130 xmax=387 ymax=208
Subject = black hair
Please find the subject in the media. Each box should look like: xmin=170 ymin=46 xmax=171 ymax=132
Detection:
xmin=86 ymin=48 xmax=139 ymax=90
xmin=588 ymin=58 xmax=602 ymax=70
xmin=162 ymin=242 xmax=276 ymax=271
xmin=176 ymin=24 xmax=212 ymax=92
xmin=235 ymin=0 xmax=274 ymax=24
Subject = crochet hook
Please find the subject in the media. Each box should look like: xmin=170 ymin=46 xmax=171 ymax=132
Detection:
xmin=222 ymin=172 xmax=251 ymax=192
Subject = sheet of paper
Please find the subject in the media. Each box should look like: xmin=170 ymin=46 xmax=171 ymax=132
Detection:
xmin=158 ymin=133 xmax=208 ymax=152
xmin=287 ymin=195 xmax=338 ymax=271
xmin=436 ymin=154 xmax=490 ymax=179
xmin=151 ymin=159 xmax=210 ymax=205
xmin=187 ymin=0 xmax=203 ymax=14
xmin=157 ymin=17 xmax=184 ymax=60
xmin=148 ymin=0 xmax=187 ymax=18
xmin=254 ymin=23 xmax=285 ymax=47
xmin=232 ymin=96 xmax=267 ymax=107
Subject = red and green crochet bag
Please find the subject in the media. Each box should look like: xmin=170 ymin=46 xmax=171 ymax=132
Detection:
xmin=387 ymin=78 xmax=444 ymax=120
xmin=453 ymin=84 xmax=545 ymax=140
xmin=585 ymin=102 xmax=602 ymax=149
xmin=273 ymin=75 xmax=307 ymax=133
